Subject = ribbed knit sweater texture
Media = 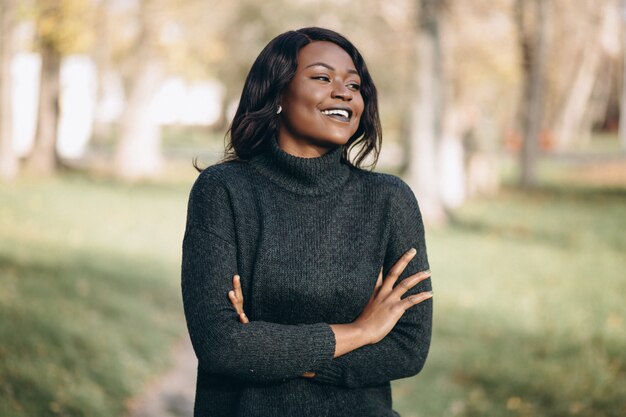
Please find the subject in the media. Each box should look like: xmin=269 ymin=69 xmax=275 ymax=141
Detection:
xmin=181 ymin=136 xmax=432 ymax=417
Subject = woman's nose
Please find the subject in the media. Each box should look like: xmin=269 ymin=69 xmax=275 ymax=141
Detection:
xmin=331 ymin=81 xmax=353 ymax=101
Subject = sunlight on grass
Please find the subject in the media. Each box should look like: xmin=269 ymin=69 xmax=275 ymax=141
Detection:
xmin=0 ymin=175 xmax=190 ymax=417
xmin=393 ymin=184 xmax=626 ymax=417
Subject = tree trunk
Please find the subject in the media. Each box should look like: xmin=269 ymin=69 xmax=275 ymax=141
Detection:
xmin=114 ymin=60 xmax=163 ymax=179
xmin=580 ymin=57 xmax=614 ymax=146
xmin=91 ymin=0 xmax=112 ymax=143
xmin=114 ymin=0 xmax=163 ymax=180
xmin=0 ymin=0 xmax=18 ymax=181
xmin=407 ymin=0 xmax=446 ymax=225
xmin=26 ymin=44 xmax=61 ymax=176
xmin=619 ymin=0 xmax=626 ymax=150
xmin=554 ymin=40 xmax=601 ymax=149
xmin=439 ymin=108 xmax=466 ymax=208
xmin=516 ymin=0 xmax=548 ymax=188
xmin=554 ymin=5 xmax=612 ymax=150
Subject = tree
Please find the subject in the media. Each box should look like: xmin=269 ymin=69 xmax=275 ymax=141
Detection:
xmin=515 ymin=0 xmax=549 ymax=188
xmin=90 ymin=0 xmax=113 ymax=143
xmin=619 ymin=0 xmax=626 ymax=149
xmin=443 ymin=0 xmax=517 ymax=199
xmin=113 ymin=0 xmax=165 ymax=180
xmin=553 ymin=0 xmax=619 ymax=149
xmin=0 ymin=0 xmax=18 ymax=181
xmin=24 ymin=0 xmax=92 ymax=176
xmin=407 ymin=0 xmax=446 ymax=225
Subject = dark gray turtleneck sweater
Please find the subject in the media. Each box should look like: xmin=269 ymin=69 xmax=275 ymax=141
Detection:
xmin=181 ymin=137 xmax=432 ymax=417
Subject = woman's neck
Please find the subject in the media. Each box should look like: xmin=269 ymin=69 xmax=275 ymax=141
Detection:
xmin=248 ymin=136 xmax=351 ymax=196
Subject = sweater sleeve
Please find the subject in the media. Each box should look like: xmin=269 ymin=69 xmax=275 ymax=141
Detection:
xmin=181 ymin=169 xmax=336 ymax=383
xmin=310 ymin=178 xmax=433 ymax=388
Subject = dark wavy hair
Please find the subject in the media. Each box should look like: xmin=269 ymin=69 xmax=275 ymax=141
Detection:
xmin=195 ymin=27 xmax=382 ymax=171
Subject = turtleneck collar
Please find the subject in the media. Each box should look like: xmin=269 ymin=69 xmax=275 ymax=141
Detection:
xmin=248 ymin=136 xmax=351 ymax=196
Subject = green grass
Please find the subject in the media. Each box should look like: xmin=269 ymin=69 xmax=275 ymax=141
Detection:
xmin=393 ymin=184 xmax=626 ymax=417
xmin=1 ymin=163 xmax=625 ymax=417
xmin=0 ymin=173 xmax=191 ymax=417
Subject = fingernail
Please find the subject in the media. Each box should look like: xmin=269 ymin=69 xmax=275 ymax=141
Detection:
xmin=409 ymin=248 xmax=417 ymax=255
xmin=427 ymin=291 xmax=434 ymax=297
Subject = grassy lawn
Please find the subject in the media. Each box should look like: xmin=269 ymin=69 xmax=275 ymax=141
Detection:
xmin=1 ymin=162 xmax=625 ymax=417
xmin=0 ymin=174 xmax=190 ymax=417
xmin=393 ymin=183 xmax=626 ymax=417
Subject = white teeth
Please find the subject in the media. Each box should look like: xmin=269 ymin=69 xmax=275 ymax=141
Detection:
xmin=321 ymin=109 xmax=350 ymax=118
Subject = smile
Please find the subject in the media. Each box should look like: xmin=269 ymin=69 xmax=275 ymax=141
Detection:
xmin=321 ymin=108 xmax=352 ymax=122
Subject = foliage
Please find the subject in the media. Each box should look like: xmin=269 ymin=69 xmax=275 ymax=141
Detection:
xmin=32 ymin=0 xmax=93 ymax=54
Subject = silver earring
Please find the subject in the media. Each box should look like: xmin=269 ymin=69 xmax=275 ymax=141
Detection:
xmin=276 ymin=105 xmax=282 ymax=114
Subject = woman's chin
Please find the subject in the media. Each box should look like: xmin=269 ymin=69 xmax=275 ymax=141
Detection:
xmin=317 ymin=137 xmax=351 ymax=148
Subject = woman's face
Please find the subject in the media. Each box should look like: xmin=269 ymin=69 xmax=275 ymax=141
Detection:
xmin=278 ymin=41 xmax=364 ymax=153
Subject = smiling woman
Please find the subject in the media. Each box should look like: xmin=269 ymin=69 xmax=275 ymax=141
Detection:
xmin=182 ymin=27 xmax=433 ymax=417
xmin=278 ymin=41 xmax=365 ymax=153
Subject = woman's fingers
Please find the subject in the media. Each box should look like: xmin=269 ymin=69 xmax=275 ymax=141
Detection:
xmin=369 ymin=267 xmax=384 ymax=301
xmin=402 ymin=290 xmax=434 ymax=310
xmin=381 ymin=248 xmax=417 ymax=293
xmin=391 ymin=269 xmax=432 ymax=299
xmin=229 ymin=275 xmax=249 ymax=324
xmin=228 ymin=290 xmax=243 ymax=314
xmin=233 ymin=274 xmax=244 ymax=300
xmin=230 ymin=275 xmax=249 ymax=324
xmin=230 ymin=275 xmax=243 ymax=304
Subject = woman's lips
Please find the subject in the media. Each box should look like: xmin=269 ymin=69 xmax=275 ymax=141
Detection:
xmin=320 ymin=108 xmax=351 ymax=122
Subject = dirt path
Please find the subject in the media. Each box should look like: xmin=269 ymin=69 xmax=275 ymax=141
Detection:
xmin=126 ymin=337 xmax=197 ymax=417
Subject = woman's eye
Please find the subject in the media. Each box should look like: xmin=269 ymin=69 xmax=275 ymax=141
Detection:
xmin=313 ymin=76 xmax=330 ymax=82
xmin=348 ymin=83 xmax=361 ymax=91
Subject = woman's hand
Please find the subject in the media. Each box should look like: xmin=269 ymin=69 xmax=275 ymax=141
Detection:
xmin=228 ymin=275 xmax=249 ymax=324
xmin=353 ymin=248 xmax=432 ymax=345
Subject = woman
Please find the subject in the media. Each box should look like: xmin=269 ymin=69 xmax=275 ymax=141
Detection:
xmin=182 ymin=27 xmax=433 ymax=417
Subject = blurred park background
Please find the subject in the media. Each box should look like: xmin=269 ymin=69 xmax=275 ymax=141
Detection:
xmin=1 ymin=0 xmax=625 ymax=416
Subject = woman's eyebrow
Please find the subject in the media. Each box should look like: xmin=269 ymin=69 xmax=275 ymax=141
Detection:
xmin=305 ymin=62 xmax=359 ymax=76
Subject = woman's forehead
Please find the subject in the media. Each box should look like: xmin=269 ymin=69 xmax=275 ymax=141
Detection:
xmin=296 ymin=41 xmax=358 ymax=75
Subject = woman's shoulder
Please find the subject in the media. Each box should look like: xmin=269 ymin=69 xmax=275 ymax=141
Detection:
xmin=197 ymin=159 xmax=246 ymax=179
xmin=353 ymin=169 xmax=423 ymax=230
xmin=192 ymin=160 xmax=248 ymax=188
xmin=186 ymin=161 xmax=249 ymax=205
xmin=351 ymin=167 xmax=416 ymax=200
